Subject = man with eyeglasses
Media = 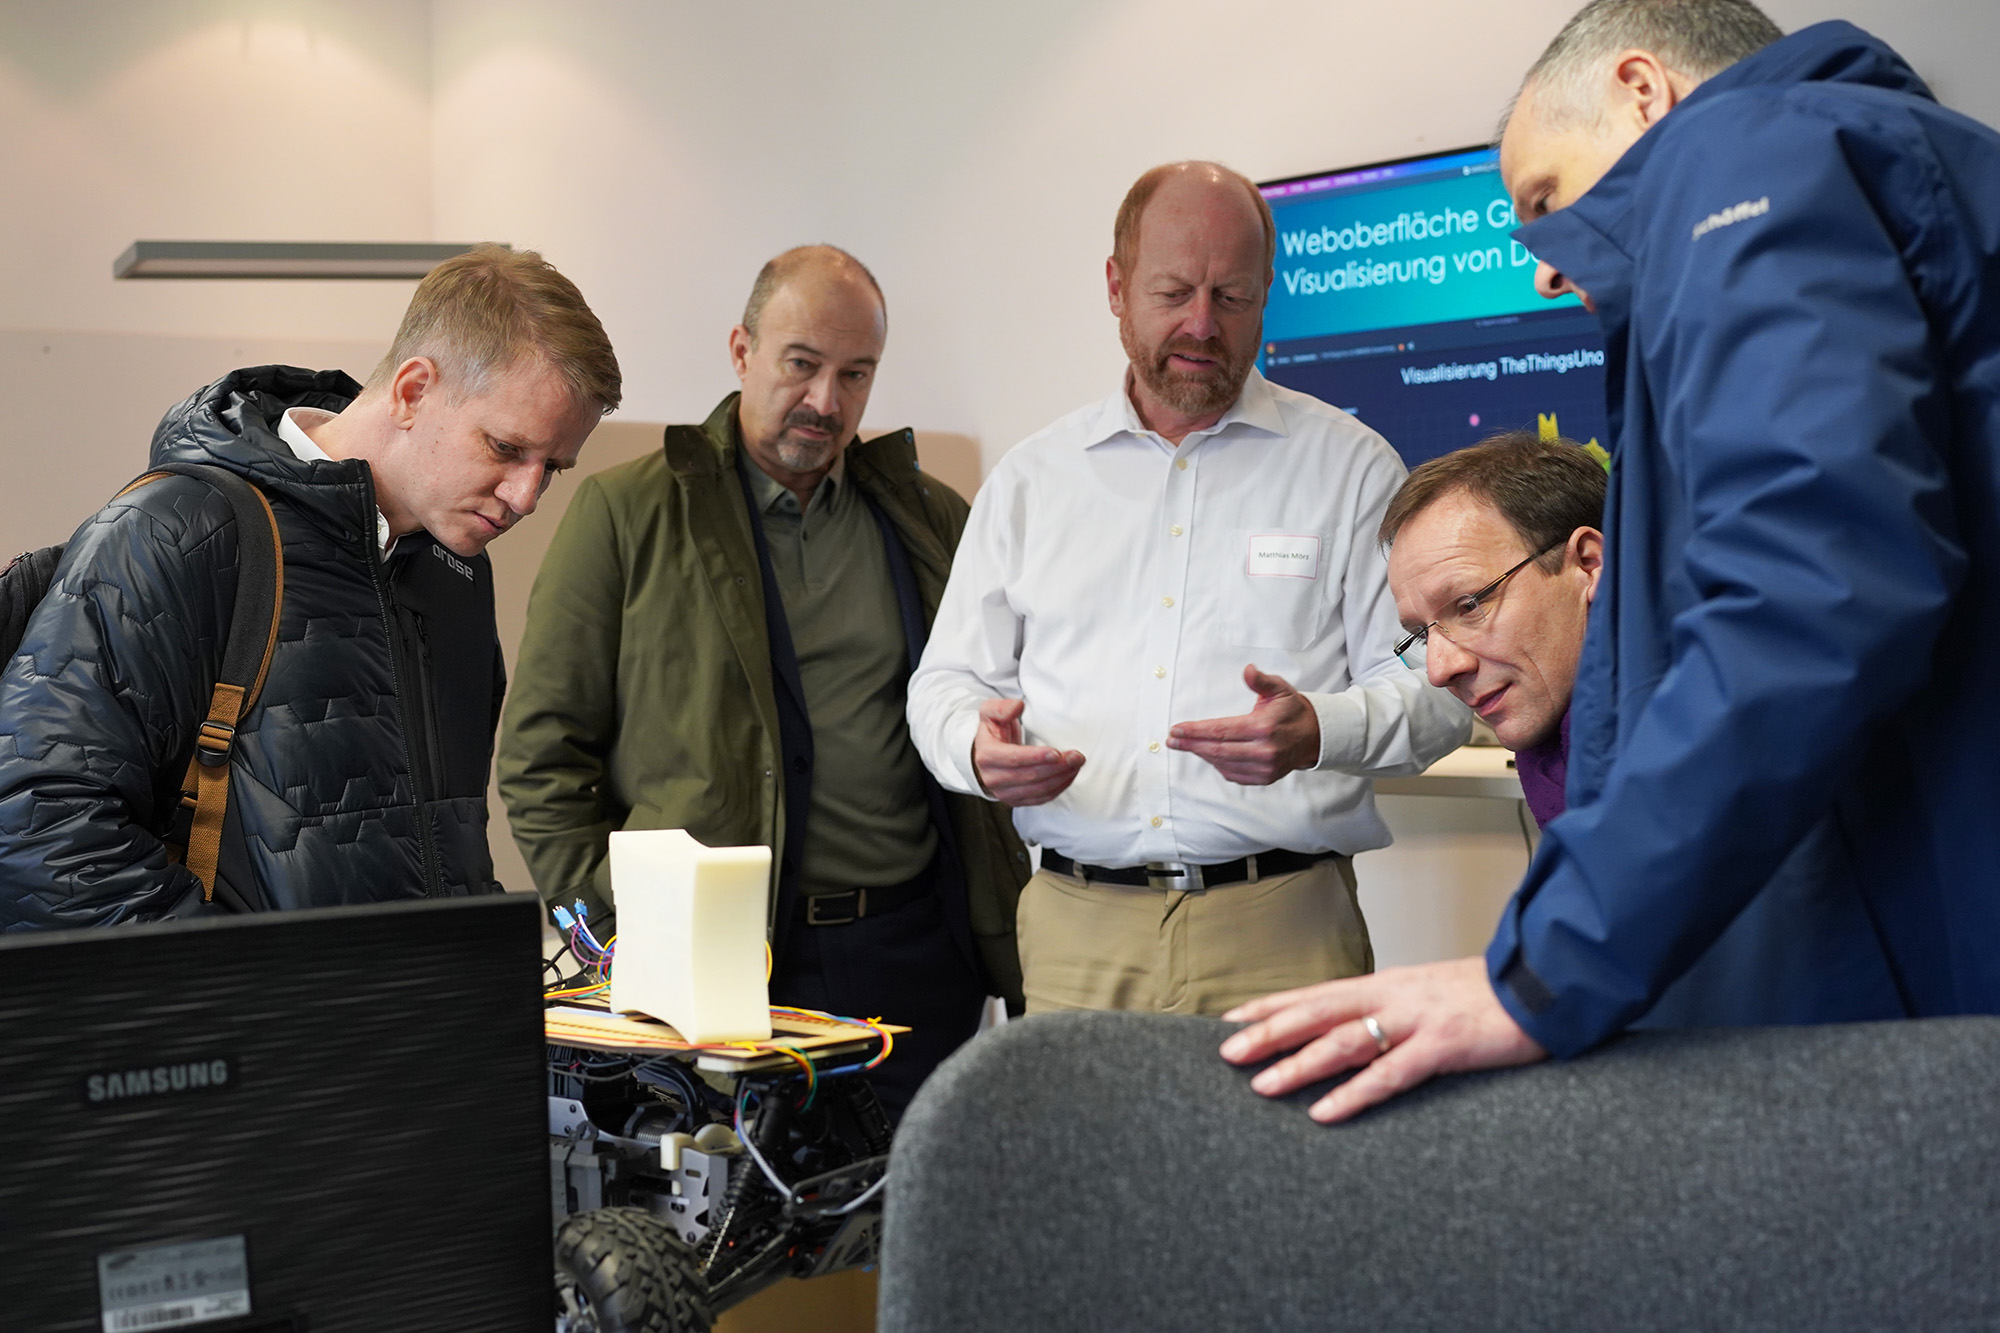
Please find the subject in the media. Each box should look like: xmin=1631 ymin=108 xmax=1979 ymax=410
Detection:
xmin=1381 ymin=436 xmax=1602 ymax=814
xmin=1381 ymin=432 xmax=1904 ymax=1025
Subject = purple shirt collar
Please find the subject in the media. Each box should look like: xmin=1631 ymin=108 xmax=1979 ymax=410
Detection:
xmin=1513 ymin=710 xmax=1571 ymax=829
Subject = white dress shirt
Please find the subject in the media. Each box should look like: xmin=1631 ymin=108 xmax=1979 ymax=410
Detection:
xmin=907 ymin=369 xmax=1469 ymax=865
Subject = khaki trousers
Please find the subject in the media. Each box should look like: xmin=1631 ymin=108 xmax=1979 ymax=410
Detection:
xmin=1017 ymin=856 xmax=1372 ymax=1016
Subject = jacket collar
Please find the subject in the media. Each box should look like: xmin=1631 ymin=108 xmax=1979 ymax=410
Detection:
xmin=1082 ymin=366 xmax=1289 ymax=450
xmin=1698 ymin=19 xmax=1932 ymax=103
xmin=1511 ymin=21 xmax=1929 ymax=329
xmin=149 ymin=365 xmax=374 ymax=543
xmin=661 ymin=393 xmax=744 ymax=479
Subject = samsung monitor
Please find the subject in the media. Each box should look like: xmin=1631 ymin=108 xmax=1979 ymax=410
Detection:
xmin=1259 ymin=145 xmax=1609 ymax=470
xmin=0 ymin=894 xmax=550 ymax=1333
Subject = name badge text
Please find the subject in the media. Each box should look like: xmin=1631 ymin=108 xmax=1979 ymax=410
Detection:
xmin=1245 ymin=533 xmax=1321 ymax=580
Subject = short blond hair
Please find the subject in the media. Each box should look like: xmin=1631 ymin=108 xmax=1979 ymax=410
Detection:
xmin=1112 ymin=161 xmax=1276 ymax=277
xmin=368 ymin=243 xmax=622 ymax=413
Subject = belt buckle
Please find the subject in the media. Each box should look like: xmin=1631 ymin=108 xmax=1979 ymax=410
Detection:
xmin=1145 ymin=862 xmax=1202 ymax=892
xmin=806 ymin=890 xmax=864 ymax=926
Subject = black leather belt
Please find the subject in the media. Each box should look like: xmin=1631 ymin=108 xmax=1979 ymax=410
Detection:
xmin=1042 ymin=848 xmax=1332 ymax=891
xmin=799 ymin=866 xmax=933 ymax=926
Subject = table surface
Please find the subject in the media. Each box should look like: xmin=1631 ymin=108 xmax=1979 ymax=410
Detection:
xmin=1374 ymin=745 xmax=1524 ymax=800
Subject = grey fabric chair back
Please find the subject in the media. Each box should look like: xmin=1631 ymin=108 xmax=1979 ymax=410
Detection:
xmin=881 ymin=1011 xmax=2000 ymax=1332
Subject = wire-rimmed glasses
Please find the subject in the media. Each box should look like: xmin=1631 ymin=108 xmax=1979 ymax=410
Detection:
xmin=1393 ymin=535 xmax=1566 ymax=669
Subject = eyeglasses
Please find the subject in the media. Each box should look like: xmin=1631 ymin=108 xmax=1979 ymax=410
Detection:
xmin=1393 ymin=536 xmax=1566 ymax=669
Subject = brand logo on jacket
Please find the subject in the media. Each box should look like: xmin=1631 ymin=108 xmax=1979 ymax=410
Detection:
xmin=432 ymin=543 xmax=475 ymax=581
xmin=1691 ymin=196 xmax=1770 ymax=242
xmin=83 ymin=1058 xmax=234 ymax=1105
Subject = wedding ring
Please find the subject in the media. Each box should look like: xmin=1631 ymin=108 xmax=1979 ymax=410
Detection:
xmin=1362 ymin=1015 xmax=1391 ymax=1056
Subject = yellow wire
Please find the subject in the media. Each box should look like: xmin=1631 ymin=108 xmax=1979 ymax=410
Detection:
xmin=769 ymin=1003 xmax=894 ymax=1069
xmin=861 ymin=1017 xmax=894 ymax=1069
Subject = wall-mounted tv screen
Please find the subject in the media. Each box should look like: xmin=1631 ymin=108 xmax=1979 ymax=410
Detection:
xmin=1259 ymin=145 xmax=1608 ymax=470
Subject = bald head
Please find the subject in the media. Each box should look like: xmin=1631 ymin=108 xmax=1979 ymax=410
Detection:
xmin=729 ymin=245 xmax=888 ymax=507
xmin=1113 ymin=161 xmax=1276 ymax=280
xmin=1107 ymin=162 xmax=1275 ymax=441
xmin=741 ymin=244 xmax=886 ymax=344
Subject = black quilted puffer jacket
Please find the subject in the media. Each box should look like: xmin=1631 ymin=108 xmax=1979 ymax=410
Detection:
xmin=0 ymin=366 xmax=505 ymax=929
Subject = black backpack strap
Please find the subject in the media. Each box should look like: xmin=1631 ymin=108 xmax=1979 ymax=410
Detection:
xmin=121 ymin=463 xmax=284 ymax=902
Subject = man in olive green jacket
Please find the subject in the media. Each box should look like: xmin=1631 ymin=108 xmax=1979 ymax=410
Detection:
xmin=499 ymin=246 xmax=1027 ymax=1117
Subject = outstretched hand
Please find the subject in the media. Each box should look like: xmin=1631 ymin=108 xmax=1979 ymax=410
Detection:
xmin=1218 ymin=956 xmax=1547 ymax=1123
xmin=971 ymin=697 xmax=1085 ymax=807
xmin=1167 ymin=664 xmax=1321 ymax=785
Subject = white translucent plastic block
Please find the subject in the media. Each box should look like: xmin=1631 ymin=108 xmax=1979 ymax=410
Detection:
xmin=608 ymin=829 xmax=772 ymax=1042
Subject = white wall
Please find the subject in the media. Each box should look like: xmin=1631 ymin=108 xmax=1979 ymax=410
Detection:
xmin=426 ymin=0 xmax=1577 ymax=451
xmin=10 ymin=0 xmax=1989 ymax=531
xmin=0 ymin=0 xmax=428 ymax=549
xmin=0 ymin=0 xmax=429 ymax=343
xmin=428 ymin=0 xmax=2000 ymax=464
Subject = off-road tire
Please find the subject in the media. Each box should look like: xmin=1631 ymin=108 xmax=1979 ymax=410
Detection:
xmin=554 ymin=1205 xmax=713 ymax=1333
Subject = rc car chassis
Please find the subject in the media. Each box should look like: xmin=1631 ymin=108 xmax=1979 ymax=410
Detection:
xmin=547 ymin=1025 xmax=893 ymax=1333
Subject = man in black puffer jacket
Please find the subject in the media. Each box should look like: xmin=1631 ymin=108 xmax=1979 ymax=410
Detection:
xmin=0 ymin=245 xmax=620 ymax=928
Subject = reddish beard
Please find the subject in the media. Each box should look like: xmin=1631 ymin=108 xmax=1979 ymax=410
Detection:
xmin=1121 ymin=319 xmax=1251 ymax=419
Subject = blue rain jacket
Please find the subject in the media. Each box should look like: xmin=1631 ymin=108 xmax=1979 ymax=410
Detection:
xmin=1495 ymin=22 xmax=2000 ymax=1056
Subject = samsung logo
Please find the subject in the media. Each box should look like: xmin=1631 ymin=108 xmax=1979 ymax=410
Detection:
xmin=85 ymin=1059 xmax=233 ymax=1104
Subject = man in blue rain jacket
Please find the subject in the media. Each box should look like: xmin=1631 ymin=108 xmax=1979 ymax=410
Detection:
xmin=1222 ymin=1 xmax=2000 ymax=1123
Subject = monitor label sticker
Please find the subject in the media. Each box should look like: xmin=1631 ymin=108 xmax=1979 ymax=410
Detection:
xmin=96 ymin=1236 xmax=251 ymax=1332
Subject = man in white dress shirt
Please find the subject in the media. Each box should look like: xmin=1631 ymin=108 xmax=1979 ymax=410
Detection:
xmin=907 ymin=161 xmax=1469 ymax=1015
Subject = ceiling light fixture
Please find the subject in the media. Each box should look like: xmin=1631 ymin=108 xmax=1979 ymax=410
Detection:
xmin=113 ymin=241 xmax=503 ymax=280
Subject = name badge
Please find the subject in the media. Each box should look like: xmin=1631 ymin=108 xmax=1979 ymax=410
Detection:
xmin=1244 ymin=532 xmax=1320 ymax=579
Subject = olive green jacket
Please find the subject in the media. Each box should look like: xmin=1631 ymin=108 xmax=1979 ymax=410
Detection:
xmin=498 ymin=394 xmax=1027 ymax=1006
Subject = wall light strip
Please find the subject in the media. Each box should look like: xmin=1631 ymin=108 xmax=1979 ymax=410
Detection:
xmin=113 ymin=241 xmax=502 ymax=280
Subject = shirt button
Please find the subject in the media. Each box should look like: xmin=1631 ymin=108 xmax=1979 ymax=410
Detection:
xmin=1175 ymin=458 xmax=1188 ymax=471
xmin=1153 ymin=666 xmax=1166 ymax=678
xmin=1161 ymin=596 xmax=1175 ymax=608
xmin=1170 ymin=525 xmax=1184 ymax=537
xmin=1148 ymin=741 xmax=1161 ymax=753
xmin=1150 ymin=816 xmax=1163 ymax=828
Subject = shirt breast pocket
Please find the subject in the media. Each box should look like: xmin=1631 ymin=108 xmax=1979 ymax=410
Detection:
xmin=1224 ymin=528 xmax=1333 ymax=651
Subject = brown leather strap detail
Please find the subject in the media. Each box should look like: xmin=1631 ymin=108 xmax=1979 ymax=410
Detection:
xmin=185 ymin=682 xmax=246 ymax=900
xmin=119 ymin=466 xmax=283 ymax=903
xmin=114 ymin=471 xmax=171 ymax=500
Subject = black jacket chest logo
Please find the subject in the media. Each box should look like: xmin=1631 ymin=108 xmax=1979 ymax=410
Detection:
xmin=431 ymin=544 xmax=475 ymax=582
